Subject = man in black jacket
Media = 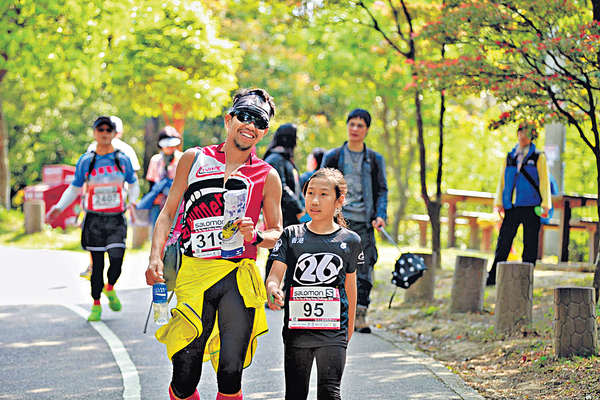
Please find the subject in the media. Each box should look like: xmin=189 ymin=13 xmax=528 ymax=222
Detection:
xmin=321 ymin=109 xmax=388 ymax=333
xmin=263 ymin=123 xmax=307 ymax=279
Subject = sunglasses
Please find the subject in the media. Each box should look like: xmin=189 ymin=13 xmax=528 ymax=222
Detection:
xmin=232 ymin=110 xmax=269 ymax=130
xmin=96 ymin=127 xmax=114 ymax=133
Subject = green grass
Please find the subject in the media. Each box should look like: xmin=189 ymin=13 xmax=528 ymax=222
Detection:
xmin=0 ymin=208 xmax=150 ymax=253
xmin=0 ymin=208 xmax=23 ymax=234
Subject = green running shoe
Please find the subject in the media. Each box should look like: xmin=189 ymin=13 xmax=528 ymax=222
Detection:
xmin=103 ymin=287 xmax=122 ymax=312
xmin=88 ymin=305 xmax=102 ymax=321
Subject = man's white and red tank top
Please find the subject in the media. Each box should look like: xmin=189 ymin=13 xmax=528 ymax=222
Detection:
xmin=179 ymin=144 xmax=272 ymax=260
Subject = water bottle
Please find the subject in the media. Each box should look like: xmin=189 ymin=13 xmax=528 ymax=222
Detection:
xmin=152 ymin=283 xmax=169 ymax=325
xmin=221 ymin=189 xmax=247 ymax=258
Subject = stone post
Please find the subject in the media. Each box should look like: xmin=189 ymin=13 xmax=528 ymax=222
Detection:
xmin=450 ymin=256 xmax=487 ymax=313
xmin=24 ymin=199 xmax=45 ymax=234
xmin=495 ymin=262 xmax=534 ymax=334
xmin=403 ymin=253 xmax=435 ymax=303
xmin=554 ymin=286 xmax=598 ymax=358
xmin=131 ymin=225 xmax=150 ymax=248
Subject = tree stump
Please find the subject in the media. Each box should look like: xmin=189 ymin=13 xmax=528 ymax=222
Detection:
xmin=403 ymin=253 xmax=435 ymax=303
xmin=450 ymin=255 xmax=487 ymax=313
xmin=495 ymin=262 xmax=534 ymax=334
xmin=554 ymin=286 xmax=598 ymax=358
xmin=24 ymin=199 xmax=45 ymax=234
xmin=132 ymin=225 xmax=150 ymax=248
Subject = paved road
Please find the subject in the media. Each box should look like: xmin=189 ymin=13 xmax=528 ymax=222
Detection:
xmin=0 ymin=246 xmax=483 ymax=399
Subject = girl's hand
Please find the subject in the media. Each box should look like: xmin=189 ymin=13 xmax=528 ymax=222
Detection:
xmin=266 ymin=282 xmax=284 ymax=310
xmin=146 ymin=257 xmax=165 ymax=286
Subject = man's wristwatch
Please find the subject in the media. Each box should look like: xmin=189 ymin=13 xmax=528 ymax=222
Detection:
xmin=251 ymin=230 xmax=264 ymax=246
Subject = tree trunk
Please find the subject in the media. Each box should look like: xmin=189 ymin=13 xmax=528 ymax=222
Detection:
xmin=428 ymin=200 xmax=442 ymax=270
xmin=431 ymin=79 xmax=446 ymax=270
xmin=143 ymin=117 xmax=160 ymax=177
xmin=588 ymin=0 xmax=600 ymax=302
xmin=0 ymin=100 xmax=10 ymax=209
xmin=392 ymin=190 xmax=408 ymax=240
xmin=593 ymin=153 xmax=600 ymax=301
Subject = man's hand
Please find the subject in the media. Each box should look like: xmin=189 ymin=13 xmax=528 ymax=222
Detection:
xmin=237 ymin=217 xmax=255 ymax=243
xmin=371 ymin=217 xmax=385 ymax=230
xmin=146 ymin=257 xmax=165 ymax=286
xmin=128 ymin=203 xmax=137 ymax=223
xmin=46 ymin=205 xmax=62 ymax=222
xmin=541 ymin=206 xmax=550 ymax=218
xmin=495 ymin=206 xmax=505 ymax=219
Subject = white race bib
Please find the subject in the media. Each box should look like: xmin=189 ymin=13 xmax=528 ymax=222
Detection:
xmin=90 ymin=185 xmax=122 ymax=211
xmin=191 ymin=216 xmax=224 ymax=258
xmin=288 ymin=286 xmax=340 ymax=330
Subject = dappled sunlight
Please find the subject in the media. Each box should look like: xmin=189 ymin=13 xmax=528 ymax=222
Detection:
xmin=94 ymin=362 xmax=120 ymax=371
xmin=5 ymin=340 xmax=63 ymax=348
xmin=245 ymin=392 xmax=283 ymax=400
xmin=70 ymin=344 xmax=103 ymax=352
xmin=26 ymin=388 xmax=53 ymax=394
xmin=366 ymin=350 xmax=405 ymax=359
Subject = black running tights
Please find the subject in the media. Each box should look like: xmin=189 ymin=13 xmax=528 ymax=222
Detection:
xmin=170 ymin=270 xmax=255 ymax=398
xmin=284 ymin=344 xmax=346 ymax=400
xmin=90 ymin=248 xmax=124 ymax=300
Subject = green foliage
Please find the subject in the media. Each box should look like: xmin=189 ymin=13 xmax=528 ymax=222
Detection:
xmin=106 ymin=0 xmax=242 ymax=121
xmin=419 ymin=0 xmax=600 ymax=157
xmin=2 ymin=0 xmax=599 ymax=244
xmin=1 ymin=0 xmax=240 ymax=193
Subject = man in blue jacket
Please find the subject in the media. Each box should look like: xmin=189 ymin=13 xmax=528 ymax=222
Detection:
xmin=487 ymin=121 xmax=552 ymax=286
xmin=322 ymin=108 xmax=388 ymax=333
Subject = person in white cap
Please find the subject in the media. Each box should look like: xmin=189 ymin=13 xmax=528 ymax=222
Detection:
xmin=80 ymin=115 xmax=141 ymax=279
xmin=144 ymin=126 xmax=183 ymax=229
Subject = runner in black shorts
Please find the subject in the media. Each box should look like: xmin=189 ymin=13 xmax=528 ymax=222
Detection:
xmin=48 ymin=116 xmax=139 ymax=321
xmin=266 ymin=168 xmax=361 ymax=400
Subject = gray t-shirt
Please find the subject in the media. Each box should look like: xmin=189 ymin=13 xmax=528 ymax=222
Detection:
xmin=342 ymin=147 xmax=368 ymax=222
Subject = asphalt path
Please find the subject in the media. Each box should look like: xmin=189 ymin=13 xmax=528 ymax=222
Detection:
xmin=0 ymin=246 xmax=482 ymax=399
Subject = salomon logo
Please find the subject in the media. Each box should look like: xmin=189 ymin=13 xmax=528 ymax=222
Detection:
xmin=294 ymin=253 xmax=343 ymax=285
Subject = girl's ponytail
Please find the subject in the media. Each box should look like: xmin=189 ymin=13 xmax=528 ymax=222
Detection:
xmin=335 ymin=207 xmax=347 ymax=228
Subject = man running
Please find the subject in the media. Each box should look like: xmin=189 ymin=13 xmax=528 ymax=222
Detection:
xmin=48 ymin=116 xmax=139 ymax=321
xmin=80 ymin=115 xmax=141 ymax=279
xmin=145 ymin=88 xmax=283 ymax=400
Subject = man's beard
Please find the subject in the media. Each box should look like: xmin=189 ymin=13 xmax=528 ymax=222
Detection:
xmin=233 ymin=138 xmax=252 ymax=151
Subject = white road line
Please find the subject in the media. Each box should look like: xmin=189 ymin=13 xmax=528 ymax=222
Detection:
xmin=64 ymin=304 xmax=141 ymax=400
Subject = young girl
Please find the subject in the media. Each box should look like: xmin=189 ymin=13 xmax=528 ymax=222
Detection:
xmin=266 ymin=168 xmax=361 ymax=400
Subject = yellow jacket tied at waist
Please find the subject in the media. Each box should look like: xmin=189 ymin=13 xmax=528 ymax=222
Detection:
xmin=155 ymin=256 xmax=268 ymax=372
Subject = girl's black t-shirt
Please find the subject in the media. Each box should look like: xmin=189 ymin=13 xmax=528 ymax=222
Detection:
xmin=269 ymin=223 xmax=364 ymax=348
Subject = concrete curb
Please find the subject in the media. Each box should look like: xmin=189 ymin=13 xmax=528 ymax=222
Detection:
xmin=371 ymin=328 xmax=485 ymax=400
